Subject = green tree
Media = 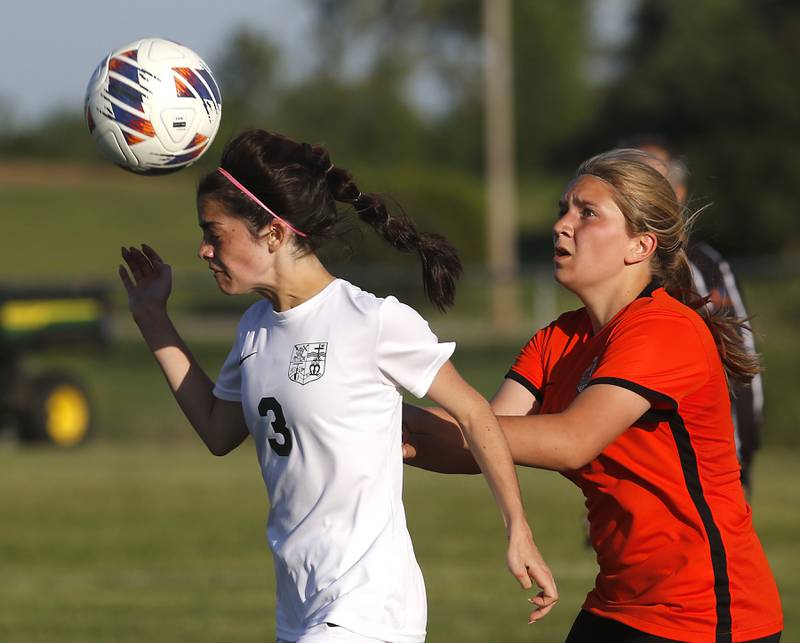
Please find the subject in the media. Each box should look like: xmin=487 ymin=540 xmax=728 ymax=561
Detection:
xmin=595 ymin=0 xmax=800 ymax=255
xmin=511 ymin=2 xmax=597 ymax=172
xmin=305 ymin=0 xmax=594 ymax=174
xmin=0 ymin=109 xmax=95 ymax=161
xmin=213 ymin=28 xmax=281 ymax=133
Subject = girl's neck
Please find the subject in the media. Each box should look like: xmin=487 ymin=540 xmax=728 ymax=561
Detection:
xmin=255 ymin=254 xmax=335 ymax=312
xmin=581 ymin=273 xmax=653 ymax=334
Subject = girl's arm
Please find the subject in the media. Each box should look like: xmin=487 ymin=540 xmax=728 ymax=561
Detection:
xmin=498 ymin=383 xmax=650 ymax=470
xmin=490 ymin=378 xmax=540 ymax=416
xmin=424 ymin=361 xmax=558 ymax=622
xmin=404 ymin=380 xmax=651 ymax=472
xmin=401 ymin=377 xmax=539 ymax=473
xmin=401 ymin=404 xmax=480 ymax=473
xmin=119 ymin=245 xmax=249 ymax=456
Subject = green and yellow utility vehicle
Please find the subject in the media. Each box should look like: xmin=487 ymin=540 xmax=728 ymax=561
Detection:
xmin=0 ymin=286 xmax=110 ymax=446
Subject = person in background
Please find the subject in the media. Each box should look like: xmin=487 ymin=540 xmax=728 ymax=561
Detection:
xmin=623 ymin=135 xmax=764 ymax=495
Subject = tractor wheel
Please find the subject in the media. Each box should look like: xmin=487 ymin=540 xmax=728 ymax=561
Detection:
xmin=19 ymin=373 xmax=93 ymax=446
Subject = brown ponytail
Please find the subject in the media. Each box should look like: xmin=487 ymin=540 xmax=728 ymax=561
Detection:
xmin=197 ymin=129 xmax=462 ymax=311
xmin=324 ymin=165 xmax=462 ymax=311
xmin=577 ymin=149 xmax=761 ymax=383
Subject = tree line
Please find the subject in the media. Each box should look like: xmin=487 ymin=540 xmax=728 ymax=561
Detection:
xmin=2 ymin=0 xmax=798 ymax=257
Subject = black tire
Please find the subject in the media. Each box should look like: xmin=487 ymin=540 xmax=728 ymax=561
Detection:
xmin=18 ymin=372 xmax=93 ymax=446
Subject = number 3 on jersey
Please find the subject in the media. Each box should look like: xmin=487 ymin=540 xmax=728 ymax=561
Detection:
xmin=258 ymin=397 xmax=292 ymax=456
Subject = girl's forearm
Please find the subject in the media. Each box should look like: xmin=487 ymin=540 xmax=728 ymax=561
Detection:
xmin=134 ymin=310 xmax=242 ymax=455
xmin=402 ymin=404 xmax=480 ymax=473
xmin=457 ymin=402 xmax=529 ymax=530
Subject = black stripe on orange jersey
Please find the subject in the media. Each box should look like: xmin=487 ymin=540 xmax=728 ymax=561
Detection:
xmin=504 ymin=369 xmax=542 ymax=401
xmin=585 ymin=376 xmax=733 ymax=642
xmin=586 ymin=377 xmax=674 ymax=409
xmin=670 ymin=411 xmax=733 ymax=642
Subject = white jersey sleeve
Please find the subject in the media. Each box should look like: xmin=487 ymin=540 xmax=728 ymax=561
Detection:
xmin=213 ymin=304 xmax=262 ymax=402
xmin=375 ymin=296 xmax=455 ymax=398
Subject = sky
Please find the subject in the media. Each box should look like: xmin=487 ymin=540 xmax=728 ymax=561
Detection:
xmin=0 ymin=0 xmax=315 ymax=125
xmin=0 ymin=0 xmax=632 ymax=126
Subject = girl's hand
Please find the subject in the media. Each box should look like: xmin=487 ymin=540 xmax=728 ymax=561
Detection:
xmin=506 ymin=521 xmax=558 ymax=624
xmin=119 ymin=244 xmax=173 ymax=323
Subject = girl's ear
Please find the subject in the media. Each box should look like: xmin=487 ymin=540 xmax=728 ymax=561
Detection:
xmin=626 ymin=232 xmax=657 ymax=265
xmin=260 ymin=222 xmax=289 ymax=252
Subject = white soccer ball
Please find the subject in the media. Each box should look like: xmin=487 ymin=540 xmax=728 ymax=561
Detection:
xmin=85 ymin=38 xmax=222 ymax=175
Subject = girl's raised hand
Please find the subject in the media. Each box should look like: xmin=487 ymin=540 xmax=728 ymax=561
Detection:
xmin=119 ymin=244 xmax=173 ymax=321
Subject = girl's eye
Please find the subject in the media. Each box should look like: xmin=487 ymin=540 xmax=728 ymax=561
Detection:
xmin=581 ymin=208 xmax=596 ymax=218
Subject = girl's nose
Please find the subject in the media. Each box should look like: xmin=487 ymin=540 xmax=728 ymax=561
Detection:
xmin=198 ymin=240 xmax=213 ymax=261
xmin=553 ymin=214 xmax=574 ymax=238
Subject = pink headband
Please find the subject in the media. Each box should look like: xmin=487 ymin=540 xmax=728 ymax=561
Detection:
xmin=217 ymin=167 xmax=308 ymax=238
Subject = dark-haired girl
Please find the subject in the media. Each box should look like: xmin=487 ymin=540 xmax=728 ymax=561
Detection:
xmin=119 ymin=129 xmax=557 ymax=643
xmin=403 ymin=149 xmax=782 ymax=643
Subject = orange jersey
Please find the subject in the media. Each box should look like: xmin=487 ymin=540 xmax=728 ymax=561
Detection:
xmin=508 ymin=284 xmax=782 ymax=642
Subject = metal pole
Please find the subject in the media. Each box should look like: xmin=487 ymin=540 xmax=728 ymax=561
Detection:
xmin=483 ymin=0 xmax=520 ymax=332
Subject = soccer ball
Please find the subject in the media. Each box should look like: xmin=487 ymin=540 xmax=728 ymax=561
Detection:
xmin=85 ymin=38 xmax=222 ymax=175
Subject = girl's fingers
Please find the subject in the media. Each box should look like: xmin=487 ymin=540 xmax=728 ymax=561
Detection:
xmin=529 ymin=590 xmax=558 ymax=608
xmin=517 ymin=555 xmax=558 ymax=623
xmin=537 ymin=574 xmax=558 ymax=604
xmin=118 ymin=265 xmax=134 ymax=292
xmin=121 ymin=248 xmax=140 ymax=279
xmin=121 ymin=247 xmax=147 ymax=285
xmin=528 ymin=603 xmax=555 ymax=623
xmin=528 ymin=602 xmax=555 ymax=623
xmin=514 ymin=565 xmax=533 ymax=590
xmin=527 ymin=589 xmax=558 ymax=623
xmin=141 ymin=243 xmax=164 ymax=264
xmin=125 ymin=245 xmax=153 ymax=281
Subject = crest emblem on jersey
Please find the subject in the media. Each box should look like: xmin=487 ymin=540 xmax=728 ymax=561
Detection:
xmin=288 ymin=342 xmax=328 ymax=385
xmin=576 ymin=356 xmax=599 ymax=393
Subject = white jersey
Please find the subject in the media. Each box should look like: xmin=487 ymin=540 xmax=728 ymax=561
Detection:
xmin=213 ymin=279 xmax=455 ymax=643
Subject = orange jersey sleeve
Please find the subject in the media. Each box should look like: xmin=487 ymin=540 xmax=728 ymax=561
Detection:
xmin=506 ymin=326 xmax=547 ymax=400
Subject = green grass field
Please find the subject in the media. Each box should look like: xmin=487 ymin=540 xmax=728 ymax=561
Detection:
xmin=0 ymin=443 xmax=795 ymax=643
xmin=3 ymin=338 xmax=797 ymax=642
